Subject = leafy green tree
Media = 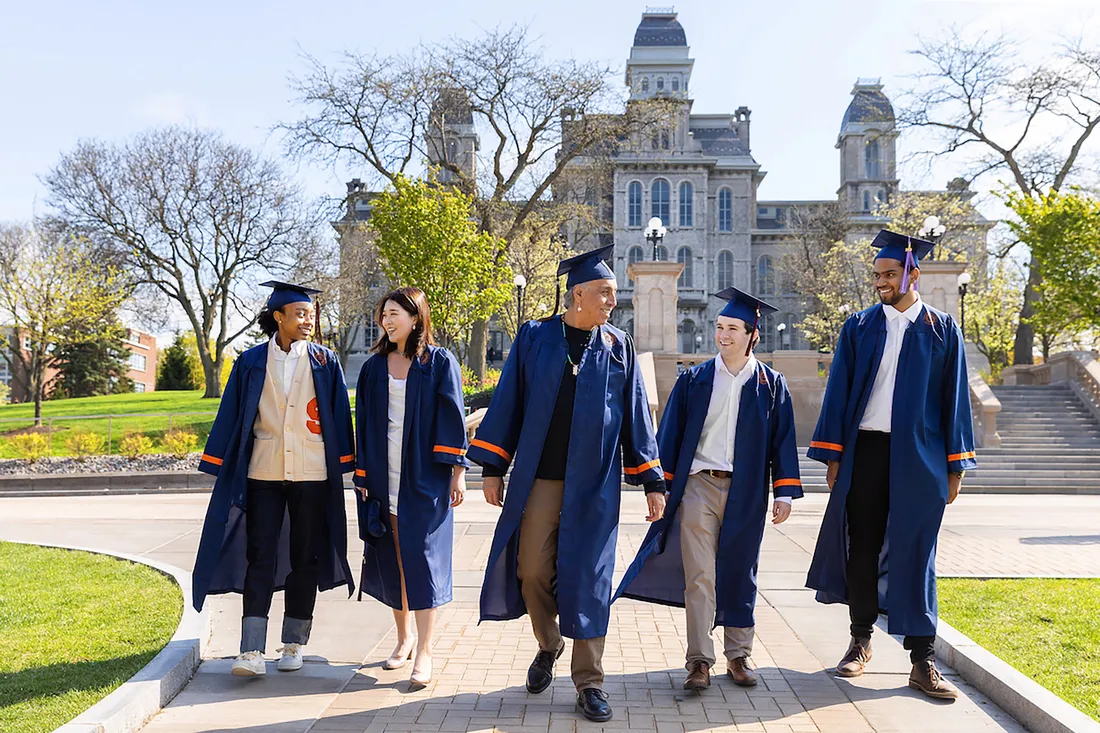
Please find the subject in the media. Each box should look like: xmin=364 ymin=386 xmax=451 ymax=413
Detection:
xmin=794 ymin=236 xmax=876 ymax=352
xmin=369 ymin=174 xmax=512 ymax=352
xmin=156 ymin=333 xmax=200 ymax=390
xmin=961 ymin=261 xmax=1023 ymax=381
xmin=52 ymin=316 xmax=134 ymax=398
xmin=1004 ymin=189 xmax=1100 ymax=359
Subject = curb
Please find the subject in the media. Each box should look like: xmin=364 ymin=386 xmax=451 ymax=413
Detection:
xmin=0 ymin=470 xmax=213 ymax=497
xmin=5 ymin=541 xmax=211 ymax=733
xmin=936 ymin=619 xmax=1100 ymax=733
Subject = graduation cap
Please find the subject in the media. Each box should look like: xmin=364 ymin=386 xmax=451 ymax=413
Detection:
xmin=715 ymin=287 xmax=779 ymax=357
xmin=557 ymin=244 xmax=616 ymax=289
xmin=261 ymin=280 xmax=323 ymax=311
xmin=871 ymin=230 xmax=935 ymax=295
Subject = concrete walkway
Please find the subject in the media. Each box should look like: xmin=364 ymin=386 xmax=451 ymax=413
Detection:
xmin=3 ymin=492 xmax=1099 ymax=732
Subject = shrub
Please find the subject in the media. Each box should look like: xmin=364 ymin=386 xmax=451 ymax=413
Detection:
xmin=162 ymin=429 xmax=198 ymax=459
xmin=119 ymin=432 xmax=154 ymax=460
xmin=65 ymin=431 xmax=104 ymax=460
xmin=10 ymin=433 xmax=50 ymax=463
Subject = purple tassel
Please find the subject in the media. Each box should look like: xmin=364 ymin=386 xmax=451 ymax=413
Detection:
xmin=900 ymin=248 xmax=917 ymax=294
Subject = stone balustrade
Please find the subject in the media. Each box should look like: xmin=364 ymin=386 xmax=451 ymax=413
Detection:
xmin=1003 ymin=351 xmax=1100 ymax=425
xmin=967 ymin=368 xmax=1002 ymax=448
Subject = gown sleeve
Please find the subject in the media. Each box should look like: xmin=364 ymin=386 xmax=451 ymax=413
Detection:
xmin=432 ymin=349 xmax=470 ymax=467
xmin=770 ymin=372 xmax=804 ymax=500
xmin=619 ymin=334 xmax=663 ymax=486
xmin=198 ymin=357 xmax=243 ymax=476
xmin=943 ymin=315 xmax=978 ymax=473
xmin=331 ymin=352 xmax=356 ymax=474
xmin=807 ymin=316 xmax=856 ymax=465
xmin=656 ymin=371 xmax=690 ymax=483
xmin=467 ymin=323 xmax=529 ymax=473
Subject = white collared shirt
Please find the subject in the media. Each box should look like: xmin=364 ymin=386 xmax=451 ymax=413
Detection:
xmin=690 ymin=354 xmax=756 ymax=474
xmin=269 ymin=335 xmax=308 ymax=400
xmin=859 ymin=293 xmax=923 ymax=433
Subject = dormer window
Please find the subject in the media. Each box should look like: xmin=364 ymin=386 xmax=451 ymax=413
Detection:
xmin=656 ymin=77 xmax=664 ymax=91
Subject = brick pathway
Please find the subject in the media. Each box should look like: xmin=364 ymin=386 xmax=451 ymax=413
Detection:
xmin=3 ymin=492 xmax=1098 ymax=732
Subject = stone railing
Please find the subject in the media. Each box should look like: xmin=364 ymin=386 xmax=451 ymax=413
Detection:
xmin=967 ymin=368 xmax=1001 ymax=448
xmin=465 ymin=408 xmax=487 ymax=441
xmin=1002 ymin=351 xmax=1100 ymax=426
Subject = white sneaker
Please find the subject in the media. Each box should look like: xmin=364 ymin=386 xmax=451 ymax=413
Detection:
xmin=231 ymin=650 xmax=266 ymax=676
xmin=277 ymin=644 xmax=303 ymax=672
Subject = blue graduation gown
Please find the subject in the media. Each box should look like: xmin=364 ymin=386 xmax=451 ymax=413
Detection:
xmin=469 ymin=317 xmax=662 ymax=640
xmin=353 ymin=345 xmax=469 ymax=611
xmin=614 ymin=359 xmax=803 ymax=628
xmin=805 ymin=302 xmax=977 ymax=636
xmin=191 ymin=341 xmax=357 ymax=612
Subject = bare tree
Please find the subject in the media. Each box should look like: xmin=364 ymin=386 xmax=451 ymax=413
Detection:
xmin=45 ymin=126 xmax=320 ymax=397
xmin=283 ymin=25 xmax=674 ymax=378
xmin=898 ymin=29 xmax=1100 ymax=363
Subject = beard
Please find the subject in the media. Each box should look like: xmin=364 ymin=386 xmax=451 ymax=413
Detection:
xmin=877 ymin=288 xmax=904 ymax=307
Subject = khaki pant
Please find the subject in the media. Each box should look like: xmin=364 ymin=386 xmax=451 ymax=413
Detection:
xmin=517 ymin=478 xmax=605 ymax=690
xmin=680 ymin=472 xmax=754 ymax=669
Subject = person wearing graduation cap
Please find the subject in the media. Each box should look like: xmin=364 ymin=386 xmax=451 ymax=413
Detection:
xmin=469 ymin=244 xmax=665 ymax=723
xmin=805 ymin=231 xmax=977 ymax=700
xmin=614 ymin=288 xmax=803 ymax=693
xmin=352 ymin=287 xmax=469 ymax=688
xmin=192 ymin=281 xmax=356 ymax=678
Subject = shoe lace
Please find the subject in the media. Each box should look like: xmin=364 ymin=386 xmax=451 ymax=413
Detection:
xmin=277 ymin=644 xmax=300 ymax=655
xmin=927 ymin=662 xmax=942 ymax=683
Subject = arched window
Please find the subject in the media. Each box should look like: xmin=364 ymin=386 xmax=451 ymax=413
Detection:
xmin=641 ymin=77 xmax=649 ymax=92
xmin=679 ymin=182 xmax=693 ymax=227
xmin=651 ymin=179 xmax=670 ymax=223
xmin=627 ymin=181 xmax=642 ymax=227
xmin=718 ymin=188 xmax=733 ymax=232
xmin=677 ymin=246 xmax=693 ymax=288
xmin=627 ymin=245 xmax=643 ymax=286
xmin=671 ymin=77 xmax=680 ymax=91
xmin=865 ymin=138 xmax=881 ymax=179
xmin=756 ymin=255 xmax=775 ymax=296
xmin=862 ymin=190 xmax=871 ymax=212
xmin=876 ymin=189 xmax=887 ymax=207
xmin=655 ymin=245 xmax=669 ymax=262
xmin=716 ymin=251 xmax=733 ymax=290
xmin=679 ymin=319 xmax=697 ymax=353
xmin=656 ymin=77 xmax=664 ymax=91
xmin=758 ymin=314 xmax=776 ymax=353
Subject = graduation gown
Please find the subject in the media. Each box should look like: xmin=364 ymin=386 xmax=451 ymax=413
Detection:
xmin=614 ymin=359 xmax=803 ymax=628
xmin=805 ymin=302 xmax=977 ymax=636
xmin=353 ymin=346 xmax=469 ymax=610
xmin=469 ymin=316 xmax=662 ymax=640
xmin=192 ymin=341 xmax=356 ymax=612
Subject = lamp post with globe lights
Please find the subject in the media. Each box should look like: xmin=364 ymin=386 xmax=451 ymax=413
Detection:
xmin=957 ymin=271 xmax=971 ymax=337
xmin=646 ymin=217 xmax=667 ymax=261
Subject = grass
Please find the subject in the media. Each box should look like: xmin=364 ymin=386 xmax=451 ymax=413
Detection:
xmin=0 ymin=541 xmax=182 ymax=733
xmin=939 ymin=577 xmax=1100 ymax=722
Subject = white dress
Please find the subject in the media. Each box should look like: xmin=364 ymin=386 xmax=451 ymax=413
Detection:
xmin=386 ymin=374 xmax=406 ymax=516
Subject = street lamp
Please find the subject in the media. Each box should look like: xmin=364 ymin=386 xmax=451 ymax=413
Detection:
xmin=776 ymin=322 xmax=787 ymax=351
xmin=919 ymin=215 xmax=947 ymax=254
xmin=957 ymin=271 xmax=971 ymax=337
xmin=513 ymin=274 xmax=527 ymax=328
xmin=646 ymin=216 xmax=667 ymax=261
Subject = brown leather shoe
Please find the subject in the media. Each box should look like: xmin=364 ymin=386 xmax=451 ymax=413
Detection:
xmin=908 ymin=660 xmax=959 ymax=700
xmin=683 ymin=660 xmax=710 ymax=691
xmin=836 ymin=636 xmax=873 ymax=677
xmin=726 ymin=656 xmax=757 ymax=687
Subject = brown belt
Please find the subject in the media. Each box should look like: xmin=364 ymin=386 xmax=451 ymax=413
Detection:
xmin=698 ymin=469 xmax=732 ymax=479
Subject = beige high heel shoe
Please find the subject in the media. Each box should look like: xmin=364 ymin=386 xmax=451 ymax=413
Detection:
xmin=383 ymin=640 xmax=414 ymax=670
xmin=410 ymin=651 xmax=432 ymax=687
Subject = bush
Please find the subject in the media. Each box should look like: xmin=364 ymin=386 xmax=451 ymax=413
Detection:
xmin=461 ymin=366 xmax=503 ymax=399
xmin=65 ymin=431 xmax=104 ymax=460
xmin=162 ymin=429 xmax=198 ymax=459
xmin=119 ymin=432 xmax=154 ymax=460
xmin=10 ymin=433 xmax=50 ymax=463
xmin=466 ymin=386 xmax=497 ymax=410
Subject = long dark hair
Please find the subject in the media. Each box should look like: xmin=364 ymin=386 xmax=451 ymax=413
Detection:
xmin=371 ymin=287 xmax=435 ymax=361
xmin=257 ymin=306 xmax=280 ymax=337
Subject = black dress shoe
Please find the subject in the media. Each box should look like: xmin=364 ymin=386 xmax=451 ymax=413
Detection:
xmin=576 ymin=688 xmax=612 ymax=722
xmin=526 ymin=644 xmax=564 ymax=694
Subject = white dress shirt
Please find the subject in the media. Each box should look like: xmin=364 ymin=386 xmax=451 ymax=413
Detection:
xmin=269 ymin=335 xmax=308 ymax=400
xmin=689 ymin=355 xmax=792 ymax=505
xmin=859 ymin=293 xmax=923 ymax=433
xmin=387 ymin=374 xmax=406 ymax=515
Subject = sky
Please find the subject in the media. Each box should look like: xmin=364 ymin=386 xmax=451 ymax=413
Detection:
xmin=1 ymin=0 xmax=1097 ymax=340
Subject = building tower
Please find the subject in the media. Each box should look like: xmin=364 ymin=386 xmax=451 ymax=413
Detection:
xmin=424 ymin=89 xmax=479 ymax=186
xmin=837 ymin=79 xmax=899 ymax=214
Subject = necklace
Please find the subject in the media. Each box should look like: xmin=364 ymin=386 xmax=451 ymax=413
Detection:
xmin=562 ymin=318 xmax=592 ymax=377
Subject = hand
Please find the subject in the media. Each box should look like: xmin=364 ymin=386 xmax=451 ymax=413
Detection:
xmin=450 ymin=470 xmax=466 ymax=508
xmin=354 ymin=485 xmax=368 ymax=501
xmin=772 ymin=501 xmax=791 ymax=525
xmin=483 ymin=476 xmax=504 ymax=507
xmin=645 ymin=491 xmax=667 ymax=522
xmin=947 ymin=472 xmax=963 ymax=504
xmin=826 ymin=461 xmax=839 ymax=491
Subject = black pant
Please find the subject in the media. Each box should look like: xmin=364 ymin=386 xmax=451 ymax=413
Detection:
xmin=243 ymin=479 xmax=329 ymax=621
xmin=846 ymin=431 xmax=935 ymax=664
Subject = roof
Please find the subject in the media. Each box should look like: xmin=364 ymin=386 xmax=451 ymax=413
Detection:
xmin=633 ymin=12 xmax=687 ymax=47
xmin=691 ymin=127 xmax=749 ymax=156
xmin=840 ymin=82 xmax=895 ymax=131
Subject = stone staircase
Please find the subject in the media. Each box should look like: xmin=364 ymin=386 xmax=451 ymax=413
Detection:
xmin=466 ymin=384 xmax=1100 ymax=495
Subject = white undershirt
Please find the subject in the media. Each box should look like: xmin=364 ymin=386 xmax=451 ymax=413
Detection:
xmin=386 ymin=374 xmax=406 ymax=515
xmin=269 ymin=335 xmax=308 ymax=400
xmin=859 ymin=293 xmax=923 ymax=433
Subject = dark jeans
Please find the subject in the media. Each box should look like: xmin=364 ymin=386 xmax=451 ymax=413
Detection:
xmin=846 ymin=431 xmax=935 ymax=664
xmin=243 ymin=479 xmax=329 ymax=622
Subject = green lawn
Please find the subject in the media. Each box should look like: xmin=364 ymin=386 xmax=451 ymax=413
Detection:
xmin=0 ymin=541 xmax=182 ymax=732
xmin=0 ymin=391 xmax=220 ymax=458
xmin=939 ymin=577 xmax=1100 ymax=722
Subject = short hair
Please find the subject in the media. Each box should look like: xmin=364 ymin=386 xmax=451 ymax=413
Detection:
xmin=371 ymin=287 xmax=435 ymax=361
xmin=257 ymin=306 xmax=280 ymax=337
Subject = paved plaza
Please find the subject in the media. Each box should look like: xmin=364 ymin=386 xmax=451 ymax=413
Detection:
xmin=2 ymin=491 xmax=1098 ymax=732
